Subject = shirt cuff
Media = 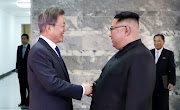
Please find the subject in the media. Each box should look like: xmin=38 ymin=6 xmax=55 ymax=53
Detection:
xmin=82 ymin=85 xmax=85 ymax=95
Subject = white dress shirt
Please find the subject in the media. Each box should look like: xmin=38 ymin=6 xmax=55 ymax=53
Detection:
xmin=40 ymin=35 xmax=59 ymax=57
xmin=155 ymin=47 xmax=163 ymax=63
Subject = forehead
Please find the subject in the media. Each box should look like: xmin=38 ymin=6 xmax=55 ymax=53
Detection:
xmin=112 ymin=19 xmax=119 ymax=26
xmin=56 ymin=15 xmax=65 ymax=23
xmin=112 ymin=19 xmax=127 ymax=27
xmin=22 ymin=36 xmax=27 ymax=39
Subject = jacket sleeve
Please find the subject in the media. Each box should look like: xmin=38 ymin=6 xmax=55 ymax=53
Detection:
xmin=28 ymin=48 xmax=83 ymax=100
xmin=16 ymin=46 xmax=19 ymax=69
xmin=125 ymin=53 xmax=156 ymax=110
xmin=168 ymin=52 xmax=176 ymax=85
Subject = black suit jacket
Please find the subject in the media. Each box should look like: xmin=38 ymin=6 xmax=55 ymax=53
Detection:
xmin=28 ymin=38 xmax=83 ymax=110
xmin=150 ymin=48 xmax=176 ymax=91
xmin=90 ymin=39 xmax=156 ymax=110
xmin=16 ymin=44 xmax=30 ymax=76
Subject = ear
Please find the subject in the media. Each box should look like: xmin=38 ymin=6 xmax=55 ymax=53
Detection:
xmin=45 ymin=25 xmax=51 ymax=32
xmin=125 ymin=26 xmax=131 ymax=36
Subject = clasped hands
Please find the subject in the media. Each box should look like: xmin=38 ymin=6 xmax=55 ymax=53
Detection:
xmin=82 ymin=82 xmax=95 ymax=97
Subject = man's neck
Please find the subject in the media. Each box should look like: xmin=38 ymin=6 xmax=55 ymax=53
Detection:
xmin=41 ymin=33 xmax=57 ymax=44
xmin=23 ymin=43 xmax=28 ymax=46
xmin=155 ymin=47 xmax=163 ymax=51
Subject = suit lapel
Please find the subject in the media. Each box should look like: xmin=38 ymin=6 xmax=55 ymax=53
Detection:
xmin=151 ymin=49 xmax=155 ymax=59
xmin=20 ymin=45 xmax=23 ymax=59
xmin=50 ymin=48 xmax=70 ymax=80
xmin=38 ymin=38 xmax=70 ymax=80
xmin=24 ymin=44 xmax=30 ymax=58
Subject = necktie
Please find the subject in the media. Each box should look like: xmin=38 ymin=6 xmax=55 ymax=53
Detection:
xmin=22 ymin=45 xmax=26 ymax=58
xmin=55 ymin=46 xmax=69 ymax=79
xmin=155 ymin=51 xmax=159 ymax=64
xmin=55 ymin=46 xmax=63 ymax=61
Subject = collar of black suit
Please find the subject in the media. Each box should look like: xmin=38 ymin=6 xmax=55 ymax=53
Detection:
xmin=38 ymin=38 xmax=53 ymax=50
xmin=38 ymin=38 xmax=70 ymax=80
xmin=115 ymin=39 xmax=142 ymax=58
xmin=152 ymin=48 xmax=166 ymax=64
xmin=38 ymin=38 xmax=60 ymax=60
xmin=21 ymin=43 xmax=30 ymax=47
xmin=20 ymin=44 xmax=30 ymax=50
xmin=152 ymin=48 xmax=166 ymax=56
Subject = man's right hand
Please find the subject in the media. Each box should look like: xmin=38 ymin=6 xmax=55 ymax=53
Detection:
xmin=15 ymin=69 xmax=18 ymax=73
xmin=82 ymin=82 xmax=93 ymax=96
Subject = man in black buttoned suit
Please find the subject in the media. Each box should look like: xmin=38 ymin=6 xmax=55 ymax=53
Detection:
xmin=151 ymin=34 xmax=176 ymax=110
xmin=90 ymin=11 xmax=156 ymax=110
xmin=16 ymin=34 xmax=30 ymax=106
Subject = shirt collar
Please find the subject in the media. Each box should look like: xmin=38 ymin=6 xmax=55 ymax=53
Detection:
xmin=155 ymin=47 xmax=163 ymax=53
xmin=40 ymin=35 xmax=56 ymax=50
xmin=115 ymin=39 xmax=142 ymax=58
xmin=23 ymin=44 xmax=28 ymax=48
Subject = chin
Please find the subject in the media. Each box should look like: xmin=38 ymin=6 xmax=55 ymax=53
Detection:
xmin=60 ymin=39 xmax=63 ymax=43
xmin=58 ymin=40 xmax=63 ymax=43
xmin=155 ymin=47 xmax=160 ymax=50
xmin=58 ymin=37 xmax=63 ymax=43
xmin=113 ymin=45 xmax=117 ymax=49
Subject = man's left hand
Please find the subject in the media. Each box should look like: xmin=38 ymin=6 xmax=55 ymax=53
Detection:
xmin=168 ymin=83 xmax=174 ymax=89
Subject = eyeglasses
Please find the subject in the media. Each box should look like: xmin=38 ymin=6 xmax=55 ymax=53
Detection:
xmin=49 ymin=24 xmax=65 ymax=28
xmin=110 ymin=26 xmax=126 ymax=31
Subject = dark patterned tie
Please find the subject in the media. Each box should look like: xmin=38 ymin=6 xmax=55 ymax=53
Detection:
xmin=55 ymin=46 xmax=63 ymax=61
xmin=55 ymin=46 xmax=68 ymax=72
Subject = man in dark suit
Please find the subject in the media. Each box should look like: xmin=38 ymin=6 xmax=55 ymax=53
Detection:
xmin=28 ymin=7 xmax=93 ymax=110
xmin=151 ymin=34 xmax=176 ymax=110
xmin=90 ymin=11 xmax=156 ymax=110
xmin=16 ymin=34 xmax=30 ymax=106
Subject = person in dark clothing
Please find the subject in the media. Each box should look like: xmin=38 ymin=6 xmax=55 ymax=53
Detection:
xmin=90 ymin=11 xmax=156 ymax=110
xmin=151 ymin=34 xmax=176 ymax=110
xmin=16 ymin=34 xmax=30 ymax=106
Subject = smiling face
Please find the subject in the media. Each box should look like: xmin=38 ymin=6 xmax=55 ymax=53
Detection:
xmin=154 ymin=35 xmax=165 ymax=50
xmin=50 ymin=15 xmax=66 ymax=44
xmin=109 ymin=19 xmax=127 ymax=50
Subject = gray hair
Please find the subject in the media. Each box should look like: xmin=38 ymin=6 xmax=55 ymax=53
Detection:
xmin=38 ymin=6 xmax=65 ymax=33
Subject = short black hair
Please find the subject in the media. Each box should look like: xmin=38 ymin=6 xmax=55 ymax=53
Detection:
xmin=114 ymin=11 xmax=139 ymax=24
xmin=154 ymin=34 xmax=165 ymax=41
xmin=21 ymin=34 xmax=29 ymax=39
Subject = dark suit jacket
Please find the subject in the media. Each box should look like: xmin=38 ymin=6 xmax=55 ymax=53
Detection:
xmin=16 ymin=44 xmax=30 ymax=76
xmin=28 ymin=38 xmax=83 ymax=110
xmin=150 ymin=48 xmax=176 ymax=91
xmin=90 ymin=39 xmax=156 ymax=110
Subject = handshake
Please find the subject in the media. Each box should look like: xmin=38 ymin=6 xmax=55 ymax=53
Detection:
xmin=82 ymin=82 xmax=95 ymax=97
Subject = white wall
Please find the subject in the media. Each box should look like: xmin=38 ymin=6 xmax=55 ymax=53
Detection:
xmin=0 ymin=9 xmax=30 ymax=75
